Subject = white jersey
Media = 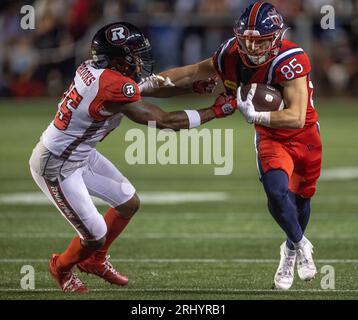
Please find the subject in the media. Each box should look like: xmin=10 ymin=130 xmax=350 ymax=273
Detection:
xmin=42 ymin=60 xmax=140 ymax=161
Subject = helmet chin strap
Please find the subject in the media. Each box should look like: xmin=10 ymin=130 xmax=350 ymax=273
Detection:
xmin=281 ymin=27 xmax=290 ymax=40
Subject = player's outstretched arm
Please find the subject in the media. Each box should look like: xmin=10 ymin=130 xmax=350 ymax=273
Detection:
xmin=119 ymin=100 xmax=215 ymax=130
xmin=159 ymin=58 xmax=217 ymax=88
xmin=140 ymin=58 xmax=220 ymax=97
xmin=237 ymin=76 xmax=308 ymax=129
xmin=104 ymin=94 xmax=236 ymax=131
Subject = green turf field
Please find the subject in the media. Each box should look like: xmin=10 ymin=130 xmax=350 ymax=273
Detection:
xmin=0 ymin=96 xmax=357 ymax=300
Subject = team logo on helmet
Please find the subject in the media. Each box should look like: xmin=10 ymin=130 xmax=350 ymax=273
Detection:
xmin=106 ymin=24 xmax=129 ymax=45
xmin=267 ymin=8 xmax=283 ymax=27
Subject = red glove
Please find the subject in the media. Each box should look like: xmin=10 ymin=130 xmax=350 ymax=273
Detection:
xmin=211 ymin=93 xmax=237 ymax=118
xmin=193 ymin=77 xmax=218 ymax=94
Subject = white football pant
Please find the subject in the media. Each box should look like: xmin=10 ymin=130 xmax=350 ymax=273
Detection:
xmin=30 ymin=148 xmax=136 ymax=240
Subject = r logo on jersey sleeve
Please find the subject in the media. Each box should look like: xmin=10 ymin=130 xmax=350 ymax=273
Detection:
xmin=88 ymin=69 xmax=140 ymax=121
xmin=99 ymin=69 xmax=141 ymax=103
xmin=122 ymin=82 xmax=137 ymax=98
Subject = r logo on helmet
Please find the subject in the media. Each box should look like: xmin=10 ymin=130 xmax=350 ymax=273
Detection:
xmin=123 ymin=83 xmax=136 ymax=98
xmin=267 ymin=8 xmax=283 ymax=27
xmin=106 ymin=25 xmax=129 ymax=45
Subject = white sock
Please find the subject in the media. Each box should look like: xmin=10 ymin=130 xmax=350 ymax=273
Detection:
xmin=293 ymin=236 xmax=307 ymax=249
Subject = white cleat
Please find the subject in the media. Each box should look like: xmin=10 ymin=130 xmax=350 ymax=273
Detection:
xmin=274 ymin=242 xmax=296 ymax=290
xmin=295 ymin=236 xmax=317 ymax=281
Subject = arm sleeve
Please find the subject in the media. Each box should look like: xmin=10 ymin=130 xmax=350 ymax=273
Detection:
xmin=212 ymin=41 xmax=227 ymax=75
xmin=273 ymin=51 xmax=311 ymax=83
xmin=99 ymin=69 xmax=141 ymax=103
xmin=212 ymin=38 xmax=236 ymax=76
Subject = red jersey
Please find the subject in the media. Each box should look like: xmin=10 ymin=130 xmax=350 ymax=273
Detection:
xmin=212 ymin=38 xmax=318 ymax=140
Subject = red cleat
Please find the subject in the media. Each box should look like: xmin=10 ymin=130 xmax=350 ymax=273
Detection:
xmin=48 ymin=254 xmax=88 ymax=293
xmin=77 ymin=255 xmax=128 ymax=286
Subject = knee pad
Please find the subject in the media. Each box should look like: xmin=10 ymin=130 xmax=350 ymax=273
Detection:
xmin=129 ymin=194 xmax=140 ymax=213
xmin=268 ymin=188 xmax=287 ymax=204
xmin=263 ymin=170 xmax=289 ymax=206
xmin=81 ymin=235 xmax=106 ymax=250
xmin=265 ymin=186 xmax=290 ymax=214
xmin=117 ymin=194 xmax=140 ymax=219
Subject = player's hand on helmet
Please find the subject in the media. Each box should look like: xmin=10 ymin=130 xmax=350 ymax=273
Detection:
xmin=138 ymin=74 xmax=175 ymax=94
xmin=193 ymin=77 xmax=218 ymax=94
xmin=211 ymin=93 xmax=237 ymax=118
xmin=236 ymin=86 xmax=257 ymax=123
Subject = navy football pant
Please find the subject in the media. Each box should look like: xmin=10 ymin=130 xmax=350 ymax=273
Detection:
xmin=262 ymin=169 xmax=311 ymax=248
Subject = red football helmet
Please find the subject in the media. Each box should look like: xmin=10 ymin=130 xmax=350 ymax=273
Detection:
xmin=234 ymin=1 xmax=287 ymax=68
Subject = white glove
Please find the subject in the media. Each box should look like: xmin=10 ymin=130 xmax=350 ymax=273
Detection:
xmin=236 ymin=86 xmax=271 ymax=126
xmin=138 ymin=74 xmax=175 ymax=94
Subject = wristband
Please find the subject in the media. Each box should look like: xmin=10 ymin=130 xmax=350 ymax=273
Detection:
xmin=184 ymin=110 xmax=201 ymax=128
xmin=138 ymin=80 xmax=151 ymax=93
xmin=254 ymin=111 xmax=270 ymax=126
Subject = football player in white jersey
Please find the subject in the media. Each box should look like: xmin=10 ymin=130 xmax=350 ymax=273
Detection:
xmin=29 ymin=22 xmax=236 ymax=293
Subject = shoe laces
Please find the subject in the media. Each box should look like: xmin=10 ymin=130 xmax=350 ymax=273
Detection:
xmin=278 ymin=252 xmax=295 ymax=277
xmin=279 ymin=260 xmax=295 ymax=277
xmin=102 ymin=255 xmax=121 ymax=277
xmin=63 ymin=272 xmax=84 ymax=291
xmin=297 ymin=245 xmax=314 ymax=266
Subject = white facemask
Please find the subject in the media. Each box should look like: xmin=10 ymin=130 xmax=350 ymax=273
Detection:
xmin=247 ymin=53 xmax=270 ymax=65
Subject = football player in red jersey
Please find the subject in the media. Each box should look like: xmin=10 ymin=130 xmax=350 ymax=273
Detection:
xmin=144 ymin=1 xmax=322 ymax=290
xmin=29 ymin=22 xmax=236 ymax=293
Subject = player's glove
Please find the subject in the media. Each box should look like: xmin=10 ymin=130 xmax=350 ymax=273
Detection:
xmin=236 ymin=86 xmax=270 ymax=126
xmin=211 ymin=93 xmax=237 ymax=118
xmin=138 ymin=74 xmax=175 ymax=94
xmin=193 ymin=77 xmax=218 ymax=94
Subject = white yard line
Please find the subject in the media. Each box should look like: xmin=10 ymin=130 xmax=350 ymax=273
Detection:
xmin=0 ymin=167 xmax=357 ymax=206
xmin=0 ymin=232 xmax=358 ymax=240
xmin=0 ymin=288 xmax=357 ymax=293
xmin=1 ymin=258 xmax=358 ymax=264
xmin=321 ymin=167 xmax=358 ymax=181
xmin=0 ymin=192 xmax=229 ymax=205
xmin=1 ymin=211 xmax=357 ymax=220
xmin=1 ymin=191 xmax=358 ymax=206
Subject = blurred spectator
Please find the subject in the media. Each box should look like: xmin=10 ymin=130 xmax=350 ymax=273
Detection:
xmin=0 ymin=0 xmax=357 ymax=97
xmin=7 ymin=36 xmax=45 ymax=97
xmin=67 ymin=0 xmax=92 ymax=40
xmin=147 ymin=0 xmax=182 ymax=70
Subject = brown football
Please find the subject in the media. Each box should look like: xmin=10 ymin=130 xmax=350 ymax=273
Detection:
xmin=240 ymin=83 xmax=284 ymax=112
